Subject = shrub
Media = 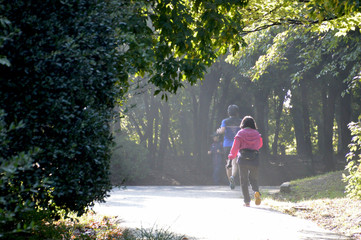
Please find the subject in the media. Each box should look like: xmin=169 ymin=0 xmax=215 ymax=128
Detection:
xmin=0 ymin=0 xmax=122 ymax=228
xmin=0 ymin=110 xmax=53 ymax=239
xmin=344 ymin=118 xmax=361 ymax=200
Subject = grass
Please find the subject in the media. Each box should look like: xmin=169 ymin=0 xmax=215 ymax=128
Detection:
xmin=263 ymin=170 xmax=361 ymax=240
xmin=266 ymin=170 xmax=347 ymax=202
xmin=31 ymin=211 xmax=187 ymax=240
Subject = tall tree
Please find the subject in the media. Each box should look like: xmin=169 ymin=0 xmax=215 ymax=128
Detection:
xmin=158 ymin=101 xmax=170 ymax=170
xmin=320 ymin=74 xmax=340 ymax=170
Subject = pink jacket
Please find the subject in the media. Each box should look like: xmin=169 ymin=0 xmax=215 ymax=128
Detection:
xmin=228 ymin=128 xmax=263 ymax=160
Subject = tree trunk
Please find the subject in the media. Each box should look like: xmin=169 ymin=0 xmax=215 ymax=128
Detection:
xmin=179 ymin=107 xmax=192 ymax=157
xmin=209 ymin=90 xmax=218 ymax=132
xmin=196 ymin=66 xmax=222 ymax=175
xmin=169 ymin=130 xmax=178 ymax=156
xmin=337 ymin=63 xmax=354 ymax=158
xmin=339 ymin=89 xmax=352 ymax=157
xmin=321 ymin=80 xmax=337 ymax=171
xmin=315 ymin=112 xmax=324 ymax=152
xmin=300 ymin=78 xmax=313 ymax=165
xmin=158 ymin=101 xmax=170 ymax=171
xmin=290 ymin=86 xmax=306 ymax=156
xmin=128 ymin=113 xmax=146 ymax=143
xmin=254 ymin=87 xmax=270 ymax=155
xmin=153 ymin=100 xmax=160 ymax=159
xmin=191 ymin=88 xmax=199 ymax=159
xmin=144 ymin=92 xmax=157 ymax=168
xmin=272 ymin=94 xmax=284 ymax=155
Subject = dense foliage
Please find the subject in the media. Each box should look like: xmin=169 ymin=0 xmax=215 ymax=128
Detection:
xmin=344 ymin=120 xmax=361 ymax=199
xmin=0 ymin=111 xmax=51 ymax=238
xmin=0 ymin=1 xmax=122 ymax=237
xmin=116 ymin=0 xmax=249 ymax=97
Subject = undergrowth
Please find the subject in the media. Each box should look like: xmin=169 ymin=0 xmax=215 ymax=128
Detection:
xmin=29 ymin=212 xmax=186 ymax=240
xmin=266 ymin=170 xmax=347 ymax=202
xmin=263 ymin=170 xmax=361 ymax=239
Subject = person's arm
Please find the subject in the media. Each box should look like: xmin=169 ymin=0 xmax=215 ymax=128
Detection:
xmin=208 ymin=145 xmax=212 ymax=154
xmin=217 ymin=119 xmax=226 ymax=134
xmin=259 ymin=136 xmax=263 ymax=149
xmin=216 ymin=126 xmax=225 ymax=135
xmin=228 ymin=137 xmax=241 ymax=160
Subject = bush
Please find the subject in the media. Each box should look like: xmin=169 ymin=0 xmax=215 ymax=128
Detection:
xmin=344 ymin=118 xmax=361 ymax=199
xmin=110 ymin=135 xmax=149 ymax=186
xmin=0 ymin=110 xmax=53 ymax=239
xmin=0 ymin=0 xmax=122 ymax=228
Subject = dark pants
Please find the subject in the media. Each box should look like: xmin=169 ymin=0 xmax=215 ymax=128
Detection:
xmin=238 ymin=164 xmax=259 ymax=204
xmin=212 ymin=156 xmax=223 ymax=185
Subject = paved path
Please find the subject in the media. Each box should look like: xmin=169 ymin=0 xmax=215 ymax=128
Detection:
xmin=92 ymin=186 xmax=351 ymax=240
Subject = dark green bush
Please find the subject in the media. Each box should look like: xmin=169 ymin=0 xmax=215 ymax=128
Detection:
xmin=0 ymin=110 xmax=52 ymax=239
xmin=0 ymin=1 xmax=122 ymax=236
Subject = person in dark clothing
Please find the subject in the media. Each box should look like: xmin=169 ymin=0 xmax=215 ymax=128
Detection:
xmin=228 ymin=116 xmax=263 ymax=207
xmin=208 ymin=133 xmax=223 ymax=185
xmin=216 ymin=104 xmax=242 ymax=190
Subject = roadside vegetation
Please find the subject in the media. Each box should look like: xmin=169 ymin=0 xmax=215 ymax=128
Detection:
xmin=27 ymin=212 xmax=186 ymax=240
xmin=264 ymin=170 xmax=361 ymax=240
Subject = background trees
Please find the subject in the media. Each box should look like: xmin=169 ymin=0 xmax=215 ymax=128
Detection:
xmin=113 ymin=0 xmax=361 ymax=189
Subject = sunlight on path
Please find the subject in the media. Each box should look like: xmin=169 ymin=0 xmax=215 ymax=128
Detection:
xmin=93 ymin=186 xmax=351 ymax=240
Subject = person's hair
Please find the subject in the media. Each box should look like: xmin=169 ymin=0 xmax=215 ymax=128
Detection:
xmin=227 ymin=104 xmax=239 ymax=117
xmin=240 ymin=116 xmax=257 ymax=129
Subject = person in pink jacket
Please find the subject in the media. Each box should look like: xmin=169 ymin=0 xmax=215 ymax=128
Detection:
xmin=228 ymin=116 xmax=263 ymax=207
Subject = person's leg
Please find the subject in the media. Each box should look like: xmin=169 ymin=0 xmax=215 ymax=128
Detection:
xmin=228 ymin=158 xmax=237 ymax=189
xmin=223 ymin=147 xmax=234 ymax=189
xmin=212 ymin=158 xmax=218 ymax=185
xmin=225 ymin=164 xmax=232 ymax=181
xmin=231 ymin=158 xmax=238 ymax=182
xmin=249 ymin=165 xmax=259 ymax=192
xmin=249 ymin=165 xmax=261 ymax=205
xmin=239 ymin=164 xmax=251 ymax=205
xmin=214 ymin=157 xmax=223 ymax=185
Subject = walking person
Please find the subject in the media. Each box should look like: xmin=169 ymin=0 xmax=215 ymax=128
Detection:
xmin=228 ymin=116 xmax=263 ymax=207
xmin=217 ymin=104 xmax=242 ymax=190
xmin=207 ymin=133 xmax=223 ymax=185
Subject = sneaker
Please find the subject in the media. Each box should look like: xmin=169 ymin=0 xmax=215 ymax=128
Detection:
xmin=254 ymin=191 xmax=261 ymax=205
xmin=229 ymin=176 xmax=235 ymax=190
xmin=244 ymin=203 xmax=250 ymax=207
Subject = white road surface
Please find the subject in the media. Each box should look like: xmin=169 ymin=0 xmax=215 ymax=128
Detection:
xmin=92 ymin=186 xmax=351 ymax=240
